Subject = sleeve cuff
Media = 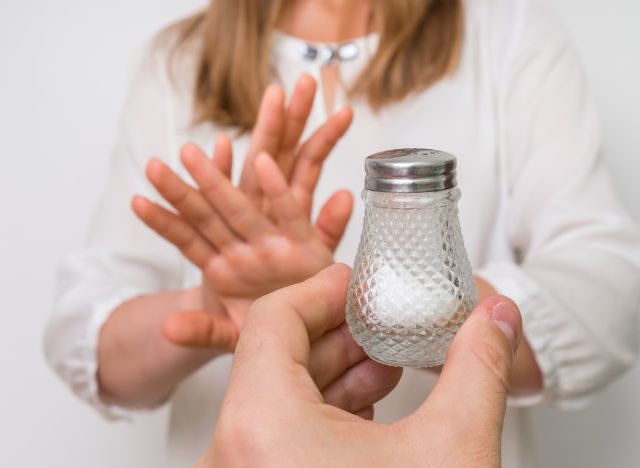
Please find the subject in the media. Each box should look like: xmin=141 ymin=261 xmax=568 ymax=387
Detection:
xmin=51 ymin=288 xmax=169 ymax=421
xmin=47 ymin=274 xmax=177 ymax=421
xmin=84 ymin=289 xmax=141 ymax=420
xmin=476 ymin=261 xmax=593 ymax=409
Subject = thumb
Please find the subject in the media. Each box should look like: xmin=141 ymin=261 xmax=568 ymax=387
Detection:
xmin=418 ymin=296 xmax=522 ymax=432
xmin=315 ymin=190 xmax=353 ymax=252
xmin=163 ymin=311 xmax=239 ymax=351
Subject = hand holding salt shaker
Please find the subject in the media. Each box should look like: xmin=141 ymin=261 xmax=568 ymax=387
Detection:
xmin=346 ymin=148 xmax=477 ymax=367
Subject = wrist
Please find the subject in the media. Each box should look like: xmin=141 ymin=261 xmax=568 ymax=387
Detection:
xmin=473 ymin=276 xmax=543 ymax=395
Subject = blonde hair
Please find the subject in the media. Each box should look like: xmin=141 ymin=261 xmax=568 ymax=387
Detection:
xmin=164 ymin=0 xmax=463 ymax=131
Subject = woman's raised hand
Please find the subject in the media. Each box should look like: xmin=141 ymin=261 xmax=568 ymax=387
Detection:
xmin=239 ymin=74 xmax=352 ymax=216
xmin=132 ymin=76 xmax=354 ymax=352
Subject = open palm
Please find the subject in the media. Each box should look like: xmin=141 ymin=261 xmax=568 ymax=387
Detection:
xmin=133 ymin=76 xmax=353 ymax=351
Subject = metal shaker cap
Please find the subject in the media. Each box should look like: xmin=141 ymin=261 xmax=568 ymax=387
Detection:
xmin=365 ymin=148 xmax=457 ymax=193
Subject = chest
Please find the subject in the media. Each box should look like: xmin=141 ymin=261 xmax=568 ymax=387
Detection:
xmin=182 ymin=52 xmax=504 ymax=274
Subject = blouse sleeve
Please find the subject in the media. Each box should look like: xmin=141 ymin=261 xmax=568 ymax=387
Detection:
xmin=43 ymin=47 xmax=186 ymax=419
xmin=477 ymin=1 xmax=640 ymax=408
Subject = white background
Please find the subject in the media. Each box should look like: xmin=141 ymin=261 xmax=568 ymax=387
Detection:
xmin=0 ymin=0 xmax=638 ymax=467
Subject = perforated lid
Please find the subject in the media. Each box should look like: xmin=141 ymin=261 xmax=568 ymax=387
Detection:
xmin=365 ymin=148 xmax=457 ymax=192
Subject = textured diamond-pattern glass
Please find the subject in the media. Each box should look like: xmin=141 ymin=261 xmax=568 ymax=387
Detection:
xmin=346 ymin=188 xmax=477 ymax=367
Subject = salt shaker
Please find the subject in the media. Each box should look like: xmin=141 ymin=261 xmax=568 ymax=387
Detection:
xmin=346 ymin=148 xmax=477 ymax=368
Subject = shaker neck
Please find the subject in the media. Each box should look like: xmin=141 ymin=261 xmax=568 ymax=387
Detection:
xmin=362 ymin=187 xmax=460 ymax=209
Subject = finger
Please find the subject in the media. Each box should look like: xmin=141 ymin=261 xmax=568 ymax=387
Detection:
xmin=308 ymin=323 xmax=367 ymax=390
xmin=321 ymin=359 xmax=402 ymax=415
xmin=212 ymin=134 xmax=233 ymax=179
xmin=278 ymin=74 xmax=317 ymax=178
xmin=229 ymin=264 xmax=352 ymax=396
xmin=291 ymin=106 xmax=353 ymax=214
xmin=163 ymin=311 xmax=238 ymax=351
xmin=181 ymin=143 xmax=272 ymax=241
xmin=354 ymin=406 xmax=374 ymax=421
xmin=315 ymin=190 xmax=353 ymax=252
xmin=415 ymin=296 xmax=522 ymax=432
xmin=239 ymin=85 xmax=286 ymax=200
xmin=131 ymin=195 xmax=214 ymax=270
xmin=254 ymin=152 xmax=313 ymax=239
xmin=146 ymin=157 xmax=237 ymax=249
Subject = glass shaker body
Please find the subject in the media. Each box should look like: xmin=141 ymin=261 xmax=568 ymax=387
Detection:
xmin=346 ymin=149 xmax=477 ymax=368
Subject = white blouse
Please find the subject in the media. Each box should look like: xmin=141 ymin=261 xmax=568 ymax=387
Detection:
xmin=44 ymin=0 xmax=640 ymax=466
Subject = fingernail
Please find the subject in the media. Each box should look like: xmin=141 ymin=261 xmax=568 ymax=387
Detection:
xmin=490 ymin=302 xmax=519 ymax=350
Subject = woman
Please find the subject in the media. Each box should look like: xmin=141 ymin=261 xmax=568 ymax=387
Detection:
xmin=45 ymin=0 xmax=640 ymax=466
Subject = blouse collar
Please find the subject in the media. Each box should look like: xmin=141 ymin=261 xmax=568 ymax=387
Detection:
xmin=271 ymin=30 xmax=380 ymax=67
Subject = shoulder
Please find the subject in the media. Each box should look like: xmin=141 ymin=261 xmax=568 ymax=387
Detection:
xmin=119 ymin=25 xmax=202 ymax=137
xmin=462 ymin=0 xmax=573 ymax=79
xmin=464 ymin=0 xmax=565 ymax=34
xmin=127 ymin=23 xmax=201 ymax=107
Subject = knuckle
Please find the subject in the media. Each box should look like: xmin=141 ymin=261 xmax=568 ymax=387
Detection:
xmin=171 ymin=186 xmax=189 ymax=206
xmin=469 ymin=336 xmax=513 ymax=394
xmin=333 ymin=365 xmax=374 ymax=412
xmin=199 ymin=213 xmax=223 ymax=238
xmin=226 ymin=205 xmax=250 ymax=226
xmin=320 ymin=132 xmax=337 ymax=149
xmin=201 ymin=176 xmax=223 ymax=199
xmin=247 ymin=294 xmax=275 ymax=322
xmin=187 ymin=201 xmax=210 ymax=223
xmin=155 ymin=216 xmax=171 ymax=235
xmin=214 ymin=408 xmax=271 ymax=462
xmin=337 ymin=324 xmax=365 ymax=367
xmin=176 ymin=230 xmax=197 ymax=249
